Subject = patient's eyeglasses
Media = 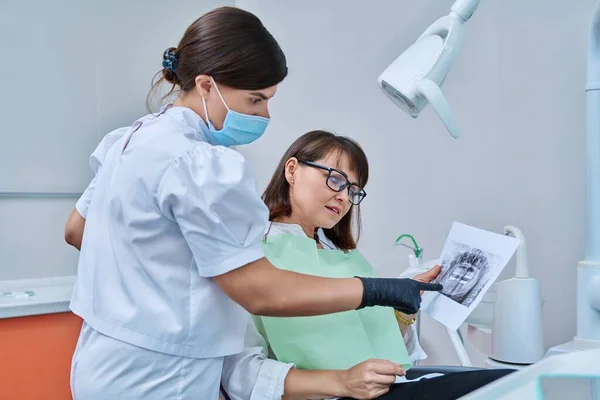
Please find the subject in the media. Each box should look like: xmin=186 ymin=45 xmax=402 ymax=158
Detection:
xmin=298 ymin=160 xmax=367 ymax=205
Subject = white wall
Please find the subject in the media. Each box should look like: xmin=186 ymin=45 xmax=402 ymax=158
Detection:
xmin=236 ymin=0 xmax=593 ymax=364
xmin=0 ymin=0 xmax=232 ymax=280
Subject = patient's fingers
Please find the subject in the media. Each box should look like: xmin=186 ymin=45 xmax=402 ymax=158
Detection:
xmin=374 ymin=374 xmax=396 ymax=386
xmin=414 ymin=265 xmax=441 ymax=283
xmin=370 ymin=359 xmax=405 ymax=377
xmin=414 ymin=265 xmax=442 ymax=295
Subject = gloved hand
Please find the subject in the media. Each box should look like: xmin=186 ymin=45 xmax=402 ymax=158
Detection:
xmin=356 ymin=277 xmax=443 ymax=314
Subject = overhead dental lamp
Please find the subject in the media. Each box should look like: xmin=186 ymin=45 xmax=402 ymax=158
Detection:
xmin=377 ymin=0 xmax=481 ymax=138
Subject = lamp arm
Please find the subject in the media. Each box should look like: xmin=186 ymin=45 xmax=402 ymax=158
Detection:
xmin=450 ymin=0 xmax=481 ymax=22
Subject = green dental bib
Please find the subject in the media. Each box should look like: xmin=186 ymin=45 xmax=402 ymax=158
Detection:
xmin=255 ymin=232 xmax=412 ymax=371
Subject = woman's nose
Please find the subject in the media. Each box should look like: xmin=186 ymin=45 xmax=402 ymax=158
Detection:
xmin=258 ymin=103 xmax=270 ymax=119
xmin=334 ymin=188 xmax=350 ymax=203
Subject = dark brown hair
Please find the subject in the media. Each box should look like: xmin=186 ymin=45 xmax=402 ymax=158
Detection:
xmin=262 ymin=130 xmax=369 ymax=250
xmin=147 ymin=7 xmax=288 ymax=108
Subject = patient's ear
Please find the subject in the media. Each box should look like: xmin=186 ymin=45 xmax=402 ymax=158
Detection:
xmin=285 ymin=158 xmax=299 ymax=185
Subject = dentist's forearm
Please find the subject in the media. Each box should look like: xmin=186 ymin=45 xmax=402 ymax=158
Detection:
xmin=213 ymin=257 xmax=363 ymax=316
xmin=214 ymin=258 xmax=442 ymax=316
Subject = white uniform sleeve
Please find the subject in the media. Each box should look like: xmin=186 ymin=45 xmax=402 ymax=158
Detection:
xmin=75 ymin=176 xmax=97 ymax=219
xmin=156 ymin=145 xmax=269 ymax=277
xmin=404 ymin=324 xmax=427 ymax=363
xmin=75 ymin=127 xmax=129 ymax=218
xmin=221 ymin=317 xmax=294 ymax=400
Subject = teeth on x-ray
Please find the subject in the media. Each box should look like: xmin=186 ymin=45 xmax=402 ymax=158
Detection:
xmin=433 ymin=242 xmax=500 ymax=307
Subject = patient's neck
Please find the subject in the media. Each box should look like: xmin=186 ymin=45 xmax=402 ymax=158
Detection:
xmin=277 ymin=214 xmax=317 ymax=241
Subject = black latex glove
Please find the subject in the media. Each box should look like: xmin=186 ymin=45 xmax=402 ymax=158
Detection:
xmin=356 ymin=277 xmax=443 ymax=314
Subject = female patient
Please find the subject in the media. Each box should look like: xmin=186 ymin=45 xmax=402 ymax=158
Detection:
xmin=221 ymin=130 xmax=512 ymax=400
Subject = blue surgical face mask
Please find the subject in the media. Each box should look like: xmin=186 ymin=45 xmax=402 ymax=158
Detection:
xmin=202 ymin=77 xmax=270 ymax=147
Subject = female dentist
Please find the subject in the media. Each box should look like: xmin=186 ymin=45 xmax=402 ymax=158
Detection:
xmin=65 ymin=7 xmax=442 ymax=399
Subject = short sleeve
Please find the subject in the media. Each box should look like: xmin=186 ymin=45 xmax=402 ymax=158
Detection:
xmin=75 ymin=176 xmax=96 ymax=218
xmin=157 ymin=144 xmax=269 ymax=277
xmin=74 ymin=127 xmax=129 ymax=218
xmin=89 ymin=127 xmax=129 ymax=174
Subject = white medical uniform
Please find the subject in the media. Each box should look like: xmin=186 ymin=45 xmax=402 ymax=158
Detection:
xmin=219 ymin=222 xmax=428 ymax=400
xmin=70 ymin=105 xmax=269 ymax=399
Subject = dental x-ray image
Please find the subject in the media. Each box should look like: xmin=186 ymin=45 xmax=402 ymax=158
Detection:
xmin=432 ymin=242 xmax=500 ymax=307
xmin=420 ymin=222 xmax=519 ymax=330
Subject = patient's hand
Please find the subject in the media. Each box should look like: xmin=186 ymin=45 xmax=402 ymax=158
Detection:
xmin=413 ymin=265 xmax=441 ymax=296
xmin=339 ymin=359 xmax=404 ymax=399
xmin=413 ymin=265 xmax=441 ymax=284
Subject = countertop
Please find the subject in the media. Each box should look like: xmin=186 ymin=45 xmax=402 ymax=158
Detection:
xmin=0 ymin=275 xmax=75 ymax=319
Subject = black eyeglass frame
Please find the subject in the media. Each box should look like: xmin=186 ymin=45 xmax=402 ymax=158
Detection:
xmin=298 ymin=160 xmax=367 ymax=205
